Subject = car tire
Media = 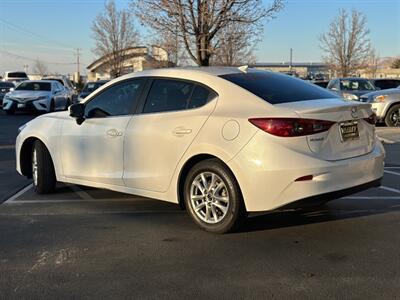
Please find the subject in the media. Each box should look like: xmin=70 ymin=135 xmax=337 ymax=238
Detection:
xmin=49 ymin=99 xmax=55 ymax=112
xmin=384 ymin=104 xmax=400 ymax=127
xmin=32 ymin=140 xmax=56 ymax=194
xmin=5 ymin=110 xmax=15 ymax=115
xmin=184 ymin=159 xmax=247 ymax=233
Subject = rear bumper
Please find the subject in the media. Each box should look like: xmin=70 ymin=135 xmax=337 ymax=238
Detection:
xmin=229 ymin=133 xmax=385 ymax=212
xmin=277 ymin=177 xmax=382 ymax=210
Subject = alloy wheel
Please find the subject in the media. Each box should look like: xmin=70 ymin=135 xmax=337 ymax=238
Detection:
xmin=190 ymin=172 xmax=230 ymax=224
xmin=390 ymin=108 xmax=400 ymax=127
xmin=32 ymin=148 xmax=38 ymax=186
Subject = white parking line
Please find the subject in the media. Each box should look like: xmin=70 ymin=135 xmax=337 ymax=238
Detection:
xmin=379 ymin=186 xmax=400 ymax=194
xmin=384 ymin=170 xmax=400 ymax=176
xmin=3 ymin=184 xmax=33 ymax=204
xmin=0 ymin=144 xmax=15 ymax=150
xmin=5 ymin=198 xmax=148 ymax=204
xmin=384 ymin=167 xmax=400 ymax=169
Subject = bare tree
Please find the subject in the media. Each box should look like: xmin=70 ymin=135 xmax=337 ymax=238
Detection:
xmin=320 ymin=9 xmax=371 ymax=77
xmin=392 ymin=57 xmax=400 ymax=69
xmin=211 ymin=22 xmax=259 ymax=66
xmin=92 ymin=0 xmax=140 ymax=78
xmin=33 ymin=59 xmax=48 ymax=76
xmin=132 ymin=0 xmax=284 ymax=66
xmin=367 ymin=49 xmax=379 ymax=78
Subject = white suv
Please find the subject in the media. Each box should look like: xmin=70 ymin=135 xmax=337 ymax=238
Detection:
xmin=3 ymin=71 xmax=29 ymax=85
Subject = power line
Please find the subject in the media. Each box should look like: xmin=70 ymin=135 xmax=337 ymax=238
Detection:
xmin=0 ymin=18 xmax=74 ymax=50
xmin=0 ymin=49 xmax=77 ymax=65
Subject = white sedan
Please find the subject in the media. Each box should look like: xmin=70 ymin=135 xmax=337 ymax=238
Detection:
xmin=16 ymin=68 xmax=385 ymax=233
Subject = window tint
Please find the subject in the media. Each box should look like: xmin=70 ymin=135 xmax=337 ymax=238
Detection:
xmin=374 ymin=80 xmax=400 ymax=90
xmin=85 ymin=79 xmax=144 ymax=118
xmin=16 ymin=81 xmax=51 ymax=91
xmin=220 ymin=72 xmax=337 ymax=104
xmin=8 ymin=72 xmax=27 ymax=78
xmin=340 ymin=79 xmax=375 ymax=91
xmin=188 ymin=85 xmax=217 ymax=109
xmin=143 ymin=79 xmax=194 ymax=113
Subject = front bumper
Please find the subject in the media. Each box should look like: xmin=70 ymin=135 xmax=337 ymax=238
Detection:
xmin=371 ymin=102 xmax=390 ymax=119
xmin=3 ymin=98 xmax=49 ymax=112
xmin=229 ymin=134 xmax=385 ymax=212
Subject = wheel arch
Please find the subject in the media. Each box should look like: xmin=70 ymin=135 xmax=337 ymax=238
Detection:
xmin=177 ymin=153 xmax=244 ymax=210
xmin=384 ymin=101 xmax=400 ymax=117
xmin=19 ymin=137 xmax=54 ymax=178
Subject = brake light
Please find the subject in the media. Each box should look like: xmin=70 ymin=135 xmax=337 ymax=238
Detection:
xmin=364 ymin=113 xmax=377 ymax=125
xmin=248 ymin=118 xmax=335 ymax=137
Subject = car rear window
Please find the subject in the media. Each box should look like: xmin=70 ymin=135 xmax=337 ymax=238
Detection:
xmin=0 ymin=82 xmax=15 ymax=88
xmin=220 ymin=72 xmax=337 ymax=104
xmin=16 ymin=82 xmax=51 ymax=91
xmin=8 ymin=72 xmax=27 ymax=78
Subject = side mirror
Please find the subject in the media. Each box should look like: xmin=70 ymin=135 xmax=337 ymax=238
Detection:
xmin=69 ymin=103 xmax=85 ymax=125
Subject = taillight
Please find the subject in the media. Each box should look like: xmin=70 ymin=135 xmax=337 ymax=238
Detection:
xmin=248 ymin=118 xmax=335 ymax=137
xmin=364 ymin=113 xmax=377 ymax=125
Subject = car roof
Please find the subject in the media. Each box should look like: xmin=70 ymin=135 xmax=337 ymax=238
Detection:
xmin=118 ymin=66 xmax=248 ymax=80
xmin=337 ymin=77 xmax=370 ymax=81
xmin=20 ymin=80 xmax=56 ymax=84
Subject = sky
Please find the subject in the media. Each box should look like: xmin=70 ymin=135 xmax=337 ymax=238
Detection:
xmin=0 ymin=0 xmax=399 ymax=75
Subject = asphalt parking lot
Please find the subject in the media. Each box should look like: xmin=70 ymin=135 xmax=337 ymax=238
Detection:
xmin=1 ymin=111 xmax=400 ymax=299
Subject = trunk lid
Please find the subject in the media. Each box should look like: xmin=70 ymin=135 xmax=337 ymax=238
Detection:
xmin=276 ymin=99 xmax=375 ymax=161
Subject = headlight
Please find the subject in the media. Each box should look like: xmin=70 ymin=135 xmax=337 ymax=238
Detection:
xmin=18 ymin=123 xmax=27 ymax=134
xmin=343 ymin=93 xmax=359 ymax=101
xmin=36 ymin=96 xmax=48 ymax=100
xmin=373 ymin=95 xmax=387 ymax=103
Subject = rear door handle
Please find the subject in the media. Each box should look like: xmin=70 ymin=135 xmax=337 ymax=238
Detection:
xmin=173 ymin=127 xmax=192 ymax=135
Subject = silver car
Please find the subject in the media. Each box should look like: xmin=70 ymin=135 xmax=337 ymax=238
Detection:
xmin=360 ymin=87 xmax=400 ymax=127
xmin=42 ymin=75 xmax=77 ymax=103
xmin=2 ymin=80 xmax=70 ymax=115
xmin=327 ymin=78 xmax=376 ymax=101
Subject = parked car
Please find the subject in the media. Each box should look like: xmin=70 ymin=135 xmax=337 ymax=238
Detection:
xmin=360 ymin=87 xmax=400 ymax=127
xmin=3 ymin=71 xmax=29 ymax=85
xmin=42 ymin=75 xmax=77 ymax=104
xmin=2 ymin=80 xmax=70 ymax=115
xmin=312 ymin=80 xmax=329 ymax=88
xmin=15 ymin=68 xmax=384 ymax=233
xmin=370 ymin=78 xmax=400 ymax=90
xmin=78 ymin=80 xmax=109 ymax=101
xmin=0 ymin=81 xmax=15 ymax=107
xmin=327 ymin=78 xmax=376 ymax=101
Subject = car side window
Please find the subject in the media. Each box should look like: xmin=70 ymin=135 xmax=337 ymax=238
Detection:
xmin=143 ymin=79 xmax=194 ymax=113
xmin=85 ymin=79 xmax=144 ymax=118
xmin=188 ymin=85 xmax=217 ymax=109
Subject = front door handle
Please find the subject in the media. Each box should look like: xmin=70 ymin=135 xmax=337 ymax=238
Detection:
xmin=106 ymin=129 xmax=123 ymax=137
xmin=173 ymin=127 xmax=192 ymax=135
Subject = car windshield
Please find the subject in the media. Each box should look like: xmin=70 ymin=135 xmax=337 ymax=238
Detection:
xmin=16 ymin=82 xmax=51 ymax=91
xmin=82 ymin=82 xmax=106 ymax=93
xmin=220 ymin=72 xmax=337 ymax=104
xmin=340 ymin=79 xmax=375 ymax=91
xmin=0 ymin=82 xmax=15 ymax=88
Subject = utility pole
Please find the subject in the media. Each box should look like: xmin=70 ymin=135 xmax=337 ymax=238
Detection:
xmin=289 ymin=48 xmax=293 ymax=72
xmin=75 ymin=48 xmax=81 ymax=83
xmin=23 ymin=64 xmax=29 ymax=74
